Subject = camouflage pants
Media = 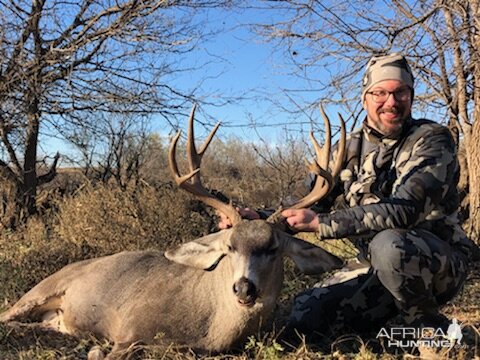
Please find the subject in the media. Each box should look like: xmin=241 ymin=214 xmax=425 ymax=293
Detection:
xmin=288 ymin=228 xmax=469 ymax=336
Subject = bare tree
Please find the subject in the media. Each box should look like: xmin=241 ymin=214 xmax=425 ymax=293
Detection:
xmin=0 ymin=0 xmax=232 ymax=228
xmin=84 ymin=113 xmax=151 ymax=189
xmin=252 ymin=0 xmax=480 ymax=240
xmin=251 ymin=131 xmax=309 ymax=207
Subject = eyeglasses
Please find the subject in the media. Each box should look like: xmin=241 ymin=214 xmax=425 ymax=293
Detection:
xmin=366 ymin=88 xmax=411 ymax=103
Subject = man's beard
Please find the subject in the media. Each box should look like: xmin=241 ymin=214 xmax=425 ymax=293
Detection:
xmin=373 ymin=107 xmax=408 ymax=138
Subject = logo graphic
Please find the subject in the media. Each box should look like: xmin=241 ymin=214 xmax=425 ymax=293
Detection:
xmin=377 ymin=318 xmax=465 ymax=349
xmin=446 ymin=318 xmax=463 ymax=345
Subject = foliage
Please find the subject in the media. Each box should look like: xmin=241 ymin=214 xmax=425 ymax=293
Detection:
xmin=0 ymin=216 xmax=81 ymax=304
xmin=245 ymin=335 xmax=285 ymax=360
xmin=161 ymin=134 xmax=311 ymax=210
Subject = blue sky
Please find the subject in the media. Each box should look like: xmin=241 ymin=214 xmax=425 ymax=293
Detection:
xmin=158 ymin=6 xmax=326 ymax=142
xmin=42 ymin=5 xmax=348 ymax=162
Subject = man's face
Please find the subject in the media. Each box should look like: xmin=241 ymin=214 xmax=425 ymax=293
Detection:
xmin=363 ymin=79 xmax=412 ymax=137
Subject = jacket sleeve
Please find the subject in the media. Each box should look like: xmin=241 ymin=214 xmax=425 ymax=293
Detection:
xmin=317 ymin=126 xmax=458 ymax=239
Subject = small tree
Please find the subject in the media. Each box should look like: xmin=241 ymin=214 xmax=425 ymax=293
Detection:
xmin=0 ymin=0 xmax=231 ymax=228
xmin=84 ymin=114 xmax=151 ymax=189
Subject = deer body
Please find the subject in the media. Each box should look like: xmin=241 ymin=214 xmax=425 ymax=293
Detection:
xmin=27 ymin=252 xmax=269 ymax=351
xmin=1 ymin=221 xmax=341 ymax=358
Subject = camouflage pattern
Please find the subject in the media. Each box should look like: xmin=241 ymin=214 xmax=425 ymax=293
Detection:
xmin=289 ymin=118 xmax=474 ymax=336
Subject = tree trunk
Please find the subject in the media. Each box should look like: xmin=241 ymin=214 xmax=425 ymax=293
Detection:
xmin=23 ymin=107 xmax=40 ymax=219
xmin=0 ymin=172 xmax=22 ymax=230
xmin=467 ymin=116 xmax=480 ymax=242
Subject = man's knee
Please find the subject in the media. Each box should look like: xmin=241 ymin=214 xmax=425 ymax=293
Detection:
xmin=368 ymin=229 xmax=409 ymax=273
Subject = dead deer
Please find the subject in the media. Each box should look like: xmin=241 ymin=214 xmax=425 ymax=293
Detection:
xmin=0 ymin=105 xmax=346 ymax=359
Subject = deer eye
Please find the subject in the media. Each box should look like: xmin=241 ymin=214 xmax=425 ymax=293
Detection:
xmin=227 ymin=245 xmax=235 ymax=252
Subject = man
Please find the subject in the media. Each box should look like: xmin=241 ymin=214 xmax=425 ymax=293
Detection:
xmin=219 ymin=53 xmax=473 ymax=336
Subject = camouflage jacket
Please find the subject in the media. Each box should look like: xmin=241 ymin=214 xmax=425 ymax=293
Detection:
xmin=315 ymin=117 xmax=473 ymax=254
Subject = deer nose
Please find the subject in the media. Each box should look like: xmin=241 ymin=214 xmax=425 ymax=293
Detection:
xmin=233 ymin=277 xmax=257 ymax=306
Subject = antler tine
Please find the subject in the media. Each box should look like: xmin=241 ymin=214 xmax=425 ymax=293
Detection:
xmin=286 ymin=105 xmax=334 ymax=210
xmin=332 ymin=113 xmax=347 ymax=178
xmin=169 ymin=105 xmax=242 ymax=226
xmin=186 ymin=104 xmax=221 ymax=185
xmin=169 ymin=131 xmax=200 ymax=185
xmin=318 ymin=104 xmax=332 ymax=170
xmin=266 ymin=105 xmax=345 ymax=224
xmin=189 ymin=105 xmax=220 ymax=157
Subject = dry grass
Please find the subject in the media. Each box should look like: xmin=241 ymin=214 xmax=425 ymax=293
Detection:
xmin=0 ymin=182 xmax=479 ymax=359
xmin=54 ymin=182 xmax=215 ymax=255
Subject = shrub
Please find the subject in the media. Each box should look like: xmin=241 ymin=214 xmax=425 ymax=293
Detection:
xmin=54 ymin=183 xmax=215 ymax=256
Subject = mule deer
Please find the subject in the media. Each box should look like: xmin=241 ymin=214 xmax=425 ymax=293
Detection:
xmin=0 ymin=105 xmax=346 ymax=359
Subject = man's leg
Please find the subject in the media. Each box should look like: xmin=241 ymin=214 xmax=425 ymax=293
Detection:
xmin=288 ymin=228 xmax=468 ymax=337
xmin=368 ymin=228 xmax=469 ymax=329
xmin=288 ymin=270 xmax=398 ymax=337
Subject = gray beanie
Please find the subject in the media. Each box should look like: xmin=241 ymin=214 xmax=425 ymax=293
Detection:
xmin=362 ymin=53 xmax=414 ymax=103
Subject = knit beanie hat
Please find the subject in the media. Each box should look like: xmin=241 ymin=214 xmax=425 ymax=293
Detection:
xmin=361 ymin=53 xmax=414 ymax=103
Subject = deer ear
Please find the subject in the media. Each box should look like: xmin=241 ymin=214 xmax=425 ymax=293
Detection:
xmin=283 ymin=235 xmax=343 ymax=274
xmin=164 ymin=229 xmax=232 ymax=271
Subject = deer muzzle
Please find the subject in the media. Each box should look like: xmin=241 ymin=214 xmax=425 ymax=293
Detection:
xmin=233 ymin=277 xmax=257 ymax=307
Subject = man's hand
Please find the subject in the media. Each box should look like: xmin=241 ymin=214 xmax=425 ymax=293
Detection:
xmin=281 ymin=208 xmax=319 ymax=232
xmin=217 ymin=207 xmax=260 ymax=229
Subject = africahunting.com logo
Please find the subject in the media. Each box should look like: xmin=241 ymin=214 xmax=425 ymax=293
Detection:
xmin=376 ymin=318 xmax=466 ymax=348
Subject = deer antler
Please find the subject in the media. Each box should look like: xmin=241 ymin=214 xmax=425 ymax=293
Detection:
xmin=267 ymin=105 xmax=346 ymax=223
xmin=169 ymin=104 xmax=243 ymax=227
